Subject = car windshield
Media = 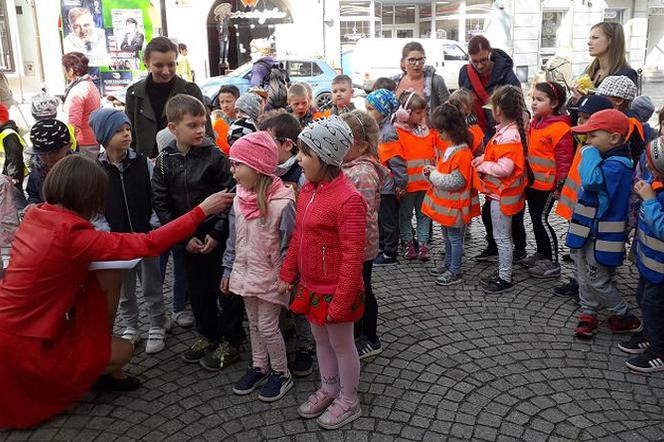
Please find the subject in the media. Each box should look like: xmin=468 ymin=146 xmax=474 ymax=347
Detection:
xmin=226 ymin=61 xmax=254 ymax=77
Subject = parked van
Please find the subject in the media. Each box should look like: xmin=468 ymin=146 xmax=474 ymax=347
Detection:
xmin=348 ymin=38 xmax=468 ymax=91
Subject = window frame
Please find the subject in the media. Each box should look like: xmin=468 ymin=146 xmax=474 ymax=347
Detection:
xmin=0 ymin=0 xmax=15 ymax=72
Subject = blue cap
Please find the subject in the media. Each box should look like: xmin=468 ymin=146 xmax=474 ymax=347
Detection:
xmin=575 ymin=95 xmax=614 ymax=115
xmin=88 ymin=108 xmax=131 ymax=148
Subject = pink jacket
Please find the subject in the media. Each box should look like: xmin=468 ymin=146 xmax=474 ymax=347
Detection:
xmin=63 ymin=76 xmax=101 ymax=147
xmin=280 ymin=173 xmax=366 ymax=322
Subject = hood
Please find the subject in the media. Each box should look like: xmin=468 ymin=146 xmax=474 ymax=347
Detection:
xmin=0 ymin=120 xmax=19 ymax=132
xmin=275 ymin=155 xmax=298 ymax=177
xmin=493 ymin=121 xmax=522 ymax=145
xmin=487 ymin=49 xmax=516 ymax=88
xmin=531 ymin=114 xmax=571 ymax=129
xmin=162 ymin=136 xmax=216 ymax=155
xmin=602 ymin=144 xmax=631 ymax=160
xmin=344 ymin=154 xmax=390 ymax=186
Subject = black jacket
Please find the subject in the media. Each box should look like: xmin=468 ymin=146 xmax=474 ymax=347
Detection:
xmin=98 ymin=150 xmax=152 ymax=233
xmin=151 ymin=138 xmax=234 ymax=241
xmin=0 ymin=121 xmax=25 ymax=189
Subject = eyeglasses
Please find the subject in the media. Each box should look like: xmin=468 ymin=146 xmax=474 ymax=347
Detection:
xmin=470 ymin=55 xmax=492 ymax=67
xmin=406 ymin=57 xmax=426 ymax=66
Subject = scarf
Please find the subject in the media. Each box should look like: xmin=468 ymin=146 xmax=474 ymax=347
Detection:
xmin=236 ymin=177 xmax=290 ymax=220
xmin=64 ymin=74 xmax=92 ymax=102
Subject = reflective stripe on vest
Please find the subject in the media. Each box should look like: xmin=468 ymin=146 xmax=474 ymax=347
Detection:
xmin=635 ymin=188 xmax=664 ymax=284
xmin=555 ymin=146 xmax=582 ymax=220
xmin=398 ymin=127 xmax=436 ymax=192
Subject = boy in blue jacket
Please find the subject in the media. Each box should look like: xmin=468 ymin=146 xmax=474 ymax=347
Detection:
xmin=566 ymin=109 xmax=642 ymax=339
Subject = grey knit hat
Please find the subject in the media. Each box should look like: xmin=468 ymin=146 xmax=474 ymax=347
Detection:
xmin=630 ymin=95 xmax=655 ymax=123
xmin=298 ymin=115 xmax=354 ymax=167
xmin=31 ymin=92 xmax=60 ymax=119
xmin=596 ymin=75 xmax=637 ymax=101
xmin=235 ymin=93 xmax=262 ymax=121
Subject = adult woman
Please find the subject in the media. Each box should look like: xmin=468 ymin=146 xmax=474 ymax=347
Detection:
xmin=393 ymin=42 xmax=449 ymax=117
xmin=62 ymin=52 xmax=101 ymax=159
xmin=579 ymin=22 xmax=637 ymax=92
xmin=0 ymin=156 xmax=233 ymax=429
xmin=125 ymin=37 xmax=213 ymax=158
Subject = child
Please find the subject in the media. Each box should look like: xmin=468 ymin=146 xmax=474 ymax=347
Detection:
xmin=341 ymin=110 xmax=387 ymax=359
xmin=372 ymin=77 xmax=397 ymax=92
xmin=630 ymin=95 xmax=656 ymax=143
xmin=565 ymin=109 xmax=642 ymax=338
xmin=89 ymin=108 xmax=169 ymax=354
xmin=228 ymin=93 xmax=261 ymax=147
xmin=287 ymin=83 xmax=318 ymax=127
xmin=152 ymin=94 xmax=245 ymax=369
xmin=422 ymin=103 xmax=478 ymax=286
xmin=321 ymin=75 xmax=355 ymax=116
xmin=0 ymin=103 xmax=26 ymax=194
xmin=394 ymin=91 xmax=436 ymax=261
xmin=257 ymin=110 xmax=305 ymax=191
xmin=213 ymin=85 xmax=240 ymax=155
xmin=623 ymin=139 xmax=664 ymax=372
xmin=472 ymin=85 xmax=527 ymax=293
xmin=448 ymin=88 xmax=484 ymax=156
xmin=176 ymin=43 xmax=193 ymax=82
xmin=521 ymin=81 xmax=573 ymax=279
xmin=366 ymin=88 xmax=403 ymax=265
xmin=220 ymin=131 xmax=296 ymax=401
xmin=279 ymin=116 xmax=366 ymax=429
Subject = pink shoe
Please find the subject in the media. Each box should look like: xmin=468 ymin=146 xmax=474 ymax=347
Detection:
xmin=297 ymin=388 xmax=336 ymax=419
xmin=317 ymin=398 xmax=362 ymax=430
xmin=404 ymin=241 xmax=417 ymax=260
xmin=418 ymin=244 xmax=430 ymax=261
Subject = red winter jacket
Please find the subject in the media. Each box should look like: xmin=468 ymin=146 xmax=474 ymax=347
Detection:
xmin=280 ymin=173 xmax=367 ymax=322
xmin=530 ymin=114 xmax=574 ymax=183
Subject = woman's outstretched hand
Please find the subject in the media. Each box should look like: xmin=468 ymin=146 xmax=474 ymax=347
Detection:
xmin=198 ymin=191 xmax=235 ymax=216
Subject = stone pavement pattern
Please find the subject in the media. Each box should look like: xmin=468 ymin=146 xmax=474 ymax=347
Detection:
xmin=3 ymin=204 xmax=664 ymax=442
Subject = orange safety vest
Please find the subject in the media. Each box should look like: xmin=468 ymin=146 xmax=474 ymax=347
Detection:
xmin=378 ymin=138 xmax=404 ymax=166
xmin=397 ymin=127 xmax=436 ymax=192
xmin=555 ymin=145 xmax=582 ymax=221
xmin=469 ymin=124 xmax=484 ymax=155
xmin=422 ymin=144 xmax=479 ymax=227
xmin=473 ymin=137 xmax=526 ymax=216
xmin=213 ymin=118 xmax=230 ymax=156
xmin=527 ymin=121 xmax=571 ymax=191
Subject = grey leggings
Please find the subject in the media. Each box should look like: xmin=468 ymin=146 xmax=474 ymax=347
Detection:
xmin=490 ymin=199 xmax=513 ymax=282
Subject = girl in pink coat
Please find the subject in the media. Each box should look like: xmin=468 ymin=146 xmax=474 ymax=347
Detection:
xmin=221 ymin=131 xmax=296 ymax=403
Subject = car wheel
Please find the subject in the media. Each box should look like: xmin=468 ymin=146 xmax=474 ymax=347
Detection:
xmin=315 ymin=92 xmax=332 ymax=109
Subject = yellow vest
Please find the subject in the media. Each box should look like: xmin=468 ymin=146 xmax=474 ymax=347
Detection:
xmin=0 ymin=127 xmax=27 ymax=176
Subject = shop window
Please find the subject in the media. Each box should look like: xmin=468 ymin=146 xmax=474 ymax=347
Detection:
xmin=541 ymin=11 xmax=564 ymax=50
xmin=0 ymin=0 xmax=14 ymax=72
xmin=396 ymin=29 xmax=414 ymax=38
xmin=382 ymin=30 xmax=392 ymax=38
xmin=420 ymin=4 xmax=432 ymax=20
xmin=382 ymin=5 xmax=394 ymax=25
xmin=288 ymin=61 xmax=313 ymax=78
xmin=340 ymin=21 xmax=370 ymax=44
xmin=340 ymin=1 xmax=372 ymax=17
xmin=466 ymin=18 xmax=484 ymax=41
xmin=604 ymin=8 xmax=624 ymax=24
xmin=466 ymin=0 xmax=492 ymax=14
xmin=394 ymin=5 xmax=416 ymax=24
xmin=436 ymin=19 xmax=458 ymax=41
xmin=436 ymin=1 xmax=460 ymax=16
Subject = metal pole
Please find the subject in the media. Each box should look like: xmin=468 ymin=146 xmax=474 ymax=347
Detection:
xmin=160 ymin=0 xmax=168 ymax=36
xmin=29 ymin=0 xmax=45 ymax=82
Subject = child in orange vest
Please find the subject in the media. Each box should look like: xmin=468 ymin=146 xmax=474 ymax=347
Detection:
xmin=472 ymin=86 xmax=527 ymax=294
xmin=394 ymin=91 xmax=437 ymax=261
xmin=448 ymin=88 xmax=484 ymax=156
xmin=522 ymin=81 xmax=573 ymax=279
xmin=422 ymin=103 xmax=479 ymax=285
xmin=212 ymin=85 xmax=239 ymax=155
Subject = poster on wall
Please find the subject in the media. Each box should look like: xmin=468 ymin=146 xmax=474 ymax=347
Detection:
xmin=60 ymin=0 xmax=156 ymax=95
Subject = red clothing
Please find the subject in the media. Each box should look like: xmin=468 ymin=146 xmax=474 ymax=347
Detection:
xmin=280 ymin=173 xmax=366 ymax=323
xmin=529 ymin=114 xmax=574 ymax=183
xmin=0 ymin=204 xmax=205 ymax=429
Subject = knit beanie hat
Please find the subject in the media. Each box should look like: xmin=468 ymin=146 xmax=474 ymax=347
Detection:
xmin=31 ymin=92 xmax=60 ymax=119
xmin=229 ymin=131 xmax=278 ymax=177
xmin=298 ymin=115 xmax=354 ymax=167
xmin=630 ymin=95 xmax=655 ymax=123
xmin=366 ymin=89 xmax=399 ymax=118
xmin=596 ymin=75 xmax=637 ymax=101
xmin=235 ymin=93 xmax=262 ymax=121
xmin=28 ymin=119 xmax=71 ymax=154
xmin=646 ymin=137 xmax=664 ymax=176
xmin=89 ymin=108 xmax=131 ymax=147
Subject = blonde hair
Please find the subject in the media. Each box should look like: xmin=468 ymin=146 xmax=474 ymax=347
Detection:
xmin=341 ymin=110 xmax=380 ymax=158
xmin=254 ymin=174 xmax=274 ymax=218
xmin=288 ymin=83 xmax=309 ymax=100
xmin=448 ymin=88 xmax=475 ymax=116
xmin=302 ymin=82 xmax=314 ymax=99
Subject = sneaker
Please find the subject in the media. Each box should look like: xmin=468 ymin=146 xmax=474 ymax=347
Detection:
xmin=528 ymin=260 xmax=561 ymax=279
xmin=293 ymin=349 xmax=314 ymax=377
xmin=607 ymin=313 xmax=643 ymax=334
xmin=575 ymin=313 xmax=598 ymax=339
xmin=173 ymin=310 xmax=194 ymax=328
xmin=430 ymin=263 xmax=448 ymax=276
xmin=562 ymin=253 xmax=574 ymax=263
xmin=520 ymin=252 xmax=547 ymax=268
xmin=475 ymin=247 xmax=498 ymax=262
xmin=317 ymin=398 xmax=362 ymax=430
xmin=181 ymin=337 xmax=217 ymax=363
xmin=482 ymin=275 xmax=513 ymax=294
xmin=356 ymin=337 xmax=383 ymax=360
xmin=404 ymin=241 xmax=417 ymax=260
xmin=298 ymin=388 xmax=337 ymax=419
xmin=373 ymin=253 xmax=397 ymax=266
xmin=553 ymin=278 xmax=579 ymax=298
xmin=618 ymin=333 xmax=651 ymax=354
xmin=435 ymin=271 xmax=462 ymax=286
xmin=625 ymin=350 xmax=664 ymax=373
xmin=145 ymin=327 xmax=166 ymax=354
xmin=513 ymin=249 xmax=527 ymax=264
xmin=232 ymin=366 xmax=269 ymax=395
xmin=418 ymin=244 xmax=430 ymax=261
xmin=258 ymin=370 xmax=294 ymax=402
xmin=92 ymin=373 xmax=141 ymax=392
xmin=480 ymin=271 xmax=499 ymax=284
xmin=121 ymin=327 xmax=140 ymax=346
xmin=199 ymin=342 xmax=241 ymax=371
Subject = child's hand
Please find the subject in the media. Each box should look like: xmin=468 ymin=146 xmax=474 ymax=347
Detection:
xmin=423 ymin=165 xmax=434 ymax=177
xmin=200 ymin=235 xmax=219 ymax=254
xmin=278 ymin=280 xmax=292 ymax=295
xmin=220 ymin=277 xmax=230 ymax=294
xmin=186 ymin=237 xmax=204 ymax=253
xmin=471 ymin=155 xmax=484 ymax=168
xmin=634 ymin=180 xmax=656 ymax=201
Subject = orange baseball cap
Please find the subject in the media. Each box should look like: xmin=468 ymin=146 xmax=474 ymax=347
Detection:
xmin=571 ymin=109 xmax=628 ymax=137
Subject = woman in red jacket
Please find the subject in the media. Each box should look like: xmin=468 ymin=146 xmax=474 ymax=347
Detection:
xmin=0 ymin=156 xmax=233 ymax=429
xmin=279 ymin=116 xmax=367 ymax=430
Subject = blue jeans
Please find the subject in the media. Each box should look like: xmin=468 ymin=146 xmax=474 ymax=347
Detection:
xmin=441 ymin=225 xmax=465 ymax=276
xmin=160 ymin=244 xmax=188 ymax=313
xmin=399 ymin=190 xmax=430 ymax=244
xmin=636 ymin=276 xmax=664 ymax=355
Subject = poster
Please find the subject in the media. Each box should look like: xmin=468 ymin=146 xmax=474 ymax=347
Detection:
xmin=99 ymin=71 xmax=134 ymax=96
xmin=62 ymin=0 xmax=110 ymax=66
xmin=111 ymin=8 xmax=145 ymax=57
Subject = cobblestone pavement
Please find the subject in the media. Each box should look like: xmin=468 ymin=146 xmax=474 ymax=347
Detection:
xmin=3 ymin=203 xmax=664 ymax=442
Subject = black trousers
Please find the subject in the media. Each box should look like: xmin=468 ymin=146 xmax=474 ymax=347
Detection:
xmin=184 ymin=246 xmax=245 ymax=346
xmin=481 ymin=199 xmax=527 ymax=252
xmin=359 ymin=260 xmax=378 ymax=342
xmin=378 ymin=193 xmax=399 ymax=257
xmin=526 ymin=188 xmax=558 ymax=262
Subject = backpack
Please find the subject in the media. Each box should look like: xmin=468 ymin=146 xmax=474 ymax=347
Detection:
xmin=254 ymin=59 xmax=290 ymax=109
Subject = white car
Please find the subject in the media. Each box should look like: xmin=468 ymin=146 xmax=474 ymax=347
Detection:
xmin=348 ymin=38 xmax=468 ymax=91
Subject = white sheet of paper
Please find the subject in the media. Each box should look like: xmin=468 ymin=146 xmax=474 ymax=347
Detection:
xmin=89 ymin=258 xmax=141 ymax=271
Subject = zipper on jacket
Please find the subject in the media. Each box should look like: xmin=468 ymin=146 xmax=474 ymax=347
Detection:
xmin=322 ymin=246 xmax=327 ymax=276
xmin=298 ymin=188 xmax=317 ymax=272
xmin=119 ymin=171 xmax=135 ymax=232
xmin=183 ymin=154 xmax=192 ymax=210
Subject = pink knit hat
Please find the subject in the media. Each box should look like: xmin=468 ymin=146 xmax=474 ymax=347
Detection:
xmin=229 ymin=131 xmax=278 ymax=177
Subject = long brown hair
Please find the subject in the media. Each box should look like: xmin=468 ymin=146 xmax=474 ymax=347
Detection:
xmin=489 ymin=86 xmax=531 ymax=181
xmin=586 ymin=22 xmax=630 ymax=84
xmin=431 ymin=103 xmax=473 ymax=147
xmin=341 ymin=111 xmax=380 ymax=158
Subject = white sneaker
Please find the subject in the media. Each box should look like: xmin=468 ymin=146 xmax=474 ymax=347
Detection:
xmin=173 ymin=310 xmax=194 ymax=328
xmin=145 ymin=327 xmax=166 ymax=354
xmin=121 ymin=327 xmax=140 ymax=346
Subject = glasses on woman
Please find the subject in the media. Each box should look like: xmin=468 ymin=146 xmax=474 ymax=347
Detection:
xmin=406 ymin=57 xmax=426 ymax=66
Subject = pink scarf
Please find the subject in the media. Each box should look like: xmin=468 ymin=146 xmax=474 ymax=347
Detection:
xmin=236 ymin=177 xmax=291 ymax=220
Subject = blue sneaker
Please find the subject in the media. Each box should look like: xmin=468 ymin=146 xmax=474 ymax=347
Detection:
xmin=374 ymin=253 xmax=397 ymax=266
xmin=232 ymin=366 xmax=269 ymax=395
xmin=258 ymin=370 xmax=293 ymax=402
